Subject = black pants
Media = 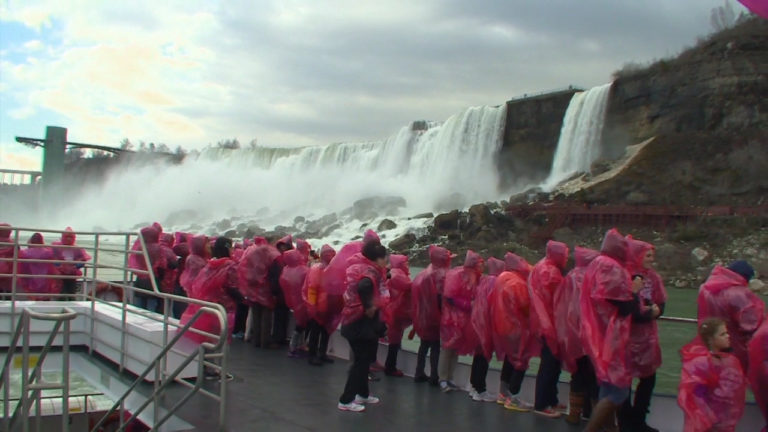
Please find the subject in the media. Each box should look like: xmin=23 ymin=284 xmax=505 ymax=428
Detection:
xmin=272 ymin=301 xmax=289 ymax=344
xmin=470 ymin=354 xmax=490 ymax=393
xmin=534 ymin=341 xmax=562 ymax=410
xmin=171 ymin=284 xmax=188 ymax=319
xmin=619 ymin=374 xmax=656 ymax=425
xmin=415 ymin=339 xmax=440 ymax=379
xmin=61 ymin=279 xmax=77 ymax=300
xmin=250 ymin=304 xmax=273 ymax=348
xmin=233 ymin=302 xmax=249 ymax=335
xmin=500 ymin=360 xmax=526 ymax=395
xmin=307 ymin=320 xmax=329 ymax=358
xmin=340 ymin=338 xmax=378 ymax=404
xmin=385 ymin=344 xmax=400 ymax=372
xmin=571 ymin=356 xmax=598 ymax=418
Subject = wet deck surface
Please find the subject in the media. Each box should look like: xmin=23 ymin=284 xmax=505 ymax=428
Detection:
xmin=174 ymin=340 xmax=581 ymax=432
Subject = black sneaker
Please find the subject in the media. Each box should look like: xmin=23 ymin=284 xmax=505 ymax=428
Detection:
xmin=414 ymin=374 xmax=429 ymax=383
xmin=428 ymin=377 xmax=439 ymax=387
xmin=308 ymin=357 xmax=324 ymax=366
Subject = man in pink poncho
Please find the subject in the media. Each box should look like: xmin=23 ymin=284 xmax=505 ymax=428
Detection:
xmin=382 ymin=254 xmax=412 ymax=377
xmin=468 ymin=256 xmax=504 ymax=402
xmin=51 ymin=227 xmax=91 ymax=300
xmin=281 ymin=246 xmax=311 ymax=357
xmin=19 ymin=233 xmax=61 ymax=300
xmin=530 ymin=240 xmax=569 ymax=418
xmin=439 ymin=250 xmax=483 ymax=393
xmin=697 ymin=260 xmax=764 ymax=371
xmin=128 ymin=226 xmax=169 ymax=313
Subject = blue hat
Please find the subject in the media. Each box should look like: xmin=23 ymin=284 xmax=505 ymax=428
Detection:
xmin=727 ymin=260 xmax=754 ymax=282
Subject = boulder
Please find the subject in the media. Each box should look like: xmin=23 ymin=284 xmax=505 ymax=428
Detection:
xmin=468 ymin=204 xmax=493 ymax=227
xmin=306 ymin=213 xmax=338 ymax=233
xmin=216 ymin=219 xmax=232 ymax=231
xmin=691 ymin=247 xmax=711 ymax=265
xmin=294 ymin=216 xmax=306 ymax=225
xmin=320 ymin=223 xmax=342 ymax=238
xmin=434 ymin=210 xmax=460 ymax=232
xmin=377 ymin=219 xmax=398 ymax=232
xmin=389 ymin=233 xmax=416 ymax=252
xmin=411 ymin=212 xmax=434 ymax=220
xmin=349 ymin=196 xmax=407 ymax=220
xmin=749 ymin=278 xmax=766 ymax=295
xmin=224 ymin=229 xmax=238 ymax=238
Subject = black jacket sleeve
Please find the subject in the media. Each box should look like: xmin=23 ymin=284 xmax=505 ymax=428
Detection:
xmin=609 ymin=294 xmax=653 ymax=321
xmin=357 ymin=277 xmax=375 ymax=310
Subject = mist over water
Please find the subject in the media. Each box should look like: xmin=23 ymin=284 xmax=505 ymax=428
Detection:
xmin=24 ymin=105 xmax=509 ymax=242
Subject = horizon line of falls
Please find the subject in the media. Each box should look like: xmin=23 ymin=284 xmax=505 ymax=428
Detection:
xmin=35 ymin=105 xmax=508 ymax=234
xmin=542 ymin=82 xmax=613 ymax=191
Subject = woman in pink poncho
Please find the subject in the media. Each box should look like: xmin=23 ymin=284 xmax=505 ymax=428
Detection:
xmin=128 ymin=226 xmax=168 ymax=313
xmin=382 ymin=254 xmax=412 ymax=377
xmin=697 ymin=260 xmax=764 ymax=371
xmin=529 ymin=240 xmax=569 ymax=417
xmin=618 ymin=236 xmax=667 ymax=432
xmin=52 ymin=227 xmax=91 ymax=300
xmin=19 ymin=233 xmax=61 ymax=300
xmin=468 ymin=256 xmax=504 ymax=402
xmin=411 ymin=245 xmax=453 ymax=385
xmin=555 ymin=246 xmax=600 ymax=423
xmin=304 ymin=244 xmax=336 ymax=365
xmin=678 ymin=317 xmax=746 ymax=432
xmin=281 ymin=248 xmax=310 ymax=356
xmin=180 ymin=236 xmax=210 ymax=297
xmin=492 ymin=252 xmax=536 ymax=411
xmin=749 ymin=319 xmax=768 ymax=431
xmin=439 ymin=250 xmax=483 ymax=393
xmin=238 ymin=241 xmax=281 ymax=348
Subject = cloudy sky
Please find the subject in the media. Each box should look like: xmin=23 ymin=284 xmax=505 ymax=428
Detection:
xmin=0 ymin=0 xmax=747 ymax=170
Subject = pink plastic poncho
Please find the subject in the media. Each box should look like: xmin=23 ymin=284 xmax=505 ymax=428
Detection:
xmin=529 ymin=240 xmax=569 ymax=357
xmin=678 ymin=339 xmax=746 ymax=432
xmin=749 ymin=319 xmax=768 ymax=430
xmin=625 ymin=236 xmax=667 ymax=378
xmin=128 ymin=226 xmax=167 ymax=282
xmin=237 ymin=243 xmax=280 ymax=308
xmin=180 ymin=235 xmax=210 ymax=296
xmin=296 ymin=239 xmax=311 ymax=259
xmin=383 ymin=254 xmax=412 ymax=344
xmin=157 ymin=233 xmax=179 ymax=293
xmin=440 ymin=250 xmax=483 ymax=355
xmin=697 ymin=265 xmax=765 ymax=371
xmin=52 ymin=227 xmax=91 ymax=278
xmin=323 ymin=229 xmax=380 ymax=296
xmin=580 ymin=228 xmax=634 ymax=387
xmin=554 ymin=247 xmax=599 ymax=373
xmin=738 ymin=0 xmax=768 ymax=19
xmin=491 ymin=259 xmax=539 ymax=370
xmin=341 ymin=253 xmax=383 ymax=326
xmin=411 ymin=245 xmax=453 ymax=341
xmin=472 ymin=257 xmax=504 ymax=360
xmin=504 ymin=252 xmax=531 ymax=279
xmin=280 ymin=249 xmax=310 ymax=327
xmin=0 ymin=223 xmax=15 ymax=293
xmin=275 ymin=235 xmax=294 ymax=251
xmin=19 ymin=233 xmax=61 ymax=300
xmin=181 ymin=257 xmax=240 ymax=344
xmin=303 ymin=245 xmax=336 ymax=329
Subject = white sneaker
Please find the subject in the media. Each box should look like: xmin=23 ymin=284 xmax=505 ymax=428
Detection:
xmin=468 ymin=388 xmax=479 ymax=399
xmin=472 ymin=391 xmax=497 ymax=402
xmin=354 ymin=395 xmax=380 ymax=405
xmin=440 ymin=381 xmax=453 ymax=393
xmin=338 ymin=402 xmax=365 ymax=412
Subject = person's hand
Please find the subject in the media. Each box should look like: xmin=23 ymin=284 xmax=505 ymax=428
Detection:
xmin=651 ymin=304 xmax=661 ymax=318
xmin=365 ymin=306 xmax=377 ymax=317
xmin=632 ymin=276 xmax=643 ymax=294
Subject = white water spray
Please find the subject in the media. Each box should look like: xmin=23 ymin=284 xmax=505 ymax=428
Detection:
xmin=542 ymin=83 xmax=612 ymax=191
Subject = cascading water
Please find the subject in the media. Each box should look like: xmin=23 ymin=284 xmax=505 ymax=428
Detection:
xmin=30 ymin=105 xmax=507 ymax=244
xmin=542 ymin=82 xmax=613 ymax=191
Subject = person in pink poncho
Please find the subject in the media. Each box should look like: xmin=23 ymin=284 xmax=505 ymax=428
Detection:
xmin=304 ymin=244 xmax=336 ymax=366
xmin=281 ymin=247 xmax=311 ymax=357
xmin=272 ymin=235 xmax=294 ymax=346
xmin=411 ymin=245 xmax=454 ymax=385
xmin=19 ymin=233 xmax=61 ymax=300
xmin=439 ymin=250 xmax=484 ymax=393
xmin=492 ymin=252 xmax=536 ymax=412
xmin=468 ymin=256 xmax=504 ymax=402
xmin=678 ymin=317 xmax=746 ymax=432
xmin=697 ymin=260 xmax=764 ymax=371
xmin=128 ymin=226 xmax=169 ymax=313
xmin=238 ymin=240 xmax=281 ymax=348
xmin=51 ymin=227 xmax=91 ymax=300
xmin=619 ymin=236 xmax=667 ymax=432
xmin=382 ymin=254 xmax=412 ymax=377
xmin=749 ymin=319 xmax=768 ymax=432
xmin=0 ymin=223 xmax=17 ymax=296
xmin=553 ymin=246 xmax=599 ymax=424
xmin=530 ymin=240 xmax=569 ymax=418
xmin=582 ymin=229 xmax=658 ymax=432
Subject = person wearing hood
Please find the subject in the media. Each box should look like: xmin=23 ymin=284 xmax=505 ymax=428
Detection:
xmin=19 ymin=233 xmax=61 ymax=300
xmin=529 ymin=240 xmax=569 ymax=418
xmin=382 ymin=254 xmax=412 ymax=377
xmin=492 ymin=252 xmax=536 ymax=412
xmin=553 ymin=246 xmax=600 ymax=424
xmin=439 ymin=250 xmax=484 ymax=393
xmin=0 ymin=223 xmax=17 ymax=297
xmin=52 ymin=227 xmax=92 ymax=300
xmin=337 ymin=241 xmax=388 ymax=413
xmin=619 ymin=237 xmax=667 ymax=432
xmin=272 ymin=235 xmax=294 ymax=346
xmin=304 ymin=244 xmax=337 ymax=366
xmin=239 ymin=240 xmax=281 ymax=348
xmin=582 ymin=229 xmax=656 ymax=432
xmin=171 ymin=234 xmax=191 ymax=318
xmin=128 ymin=226 xmax=169 ymax=313
xmin=748 ymin=319 xmax=768 ymax=431
xmin=281 ymin=247 xmax=311 ymax=357
xmin=411 ymin=245 xmax=453 ymax=385
xmin=469 ymin=257 xmax=504 ymax=403
xmin=697 ymin=260 xmax=764 ymax=371
xmin=678 ymin=318 xmax=746 ymax=432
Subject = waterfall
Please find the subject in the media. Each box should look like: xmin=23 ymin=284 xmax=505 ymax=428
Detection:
xmin=542 ymin=82 xmax=613 ymax=191
xmin=35 ymin=105 xmax=507 ymax=232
